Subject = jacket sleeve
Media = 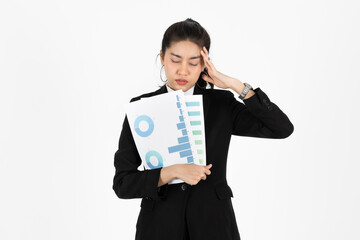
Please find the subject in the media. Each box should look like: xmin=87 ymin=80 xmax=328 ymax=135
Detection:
xmin=229 ymin=87 xmax=294 ymax=138
xmin=112 ymin=98 xmax=168 ymax=200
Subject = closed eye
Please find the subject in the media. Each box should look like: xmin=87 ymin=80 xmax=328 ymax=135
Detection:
xmin=171 ymin=59 xmax=198 ymax=66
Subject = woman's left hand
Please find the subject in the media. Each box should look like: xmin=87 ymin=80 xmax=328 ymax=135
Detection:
xmin=200 ymin=46 xmax=236 ymax=89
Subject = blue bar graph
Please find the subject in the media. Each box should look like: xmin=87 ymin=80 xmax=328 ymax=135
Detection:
xmin=185 ymin=101 xmax=200 ymax=107
xmin=168 ymin=142 xmax=191 ymax=153
xmin=177 ymin=122 xmax=186 ymax=129
xmin=179 ymin=149 xmax=192 ymax=157
xmin=188 ymin=111 xmax=200 ymax=116
xmin=167 ymin=94 xmax=194 ymax=164
xmin=178 ymin=136 xmax=189 ymax=144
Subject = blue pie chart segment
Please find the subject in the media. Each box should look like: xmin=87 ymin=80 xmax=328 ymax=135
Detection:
xmin=145 ymin=150 xmax=163 ymax=169
xmin=134 ymin=115 xmax=154 ymax=137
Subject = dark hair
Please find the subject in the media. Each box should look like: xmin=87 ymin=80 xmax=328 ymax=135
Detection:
xmin=156 ymin=18 xmax=213 ymax=89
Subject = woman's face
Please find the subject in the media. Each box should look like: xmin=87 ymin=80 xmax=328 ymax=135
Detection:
xmin=160 ymin=40 xmax=205 ymax=92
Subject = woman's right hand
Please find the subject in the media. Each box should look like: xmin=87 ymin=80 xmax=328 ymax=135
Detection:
xmin=173 ymin=163 xmax=213 ymax=186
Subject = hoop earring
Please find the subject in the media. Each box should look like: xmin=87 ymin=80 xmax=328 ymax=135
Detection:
xmin=160 ymin=65 xmax=167 ymax=83
xmin=197 ymin=71 xmax=208 ymax=89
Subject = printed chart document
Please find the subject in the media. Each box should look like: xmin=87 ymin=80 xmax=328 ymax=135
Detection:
xmin=183 ymin=95 xmax=206 ymax=166
xmin=124 ymin=90 xmax=206 ymax=184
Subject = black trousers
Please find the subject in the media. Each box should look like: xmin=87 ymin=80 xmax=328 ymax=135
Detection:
xmin=135 ymin=181 xmax=241 ymax=240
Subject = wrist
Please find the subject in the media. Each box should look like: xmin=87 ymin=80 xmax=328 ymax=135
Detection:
xmin=164 ymin=164 xmax=179 ymax=180
xmin=168 ymin=165 xmax=177 ymax=179
xmin=230 ymin=78 xmax=245 ymax=95
xmin=158 ymin=165 xmax=177 ymax=187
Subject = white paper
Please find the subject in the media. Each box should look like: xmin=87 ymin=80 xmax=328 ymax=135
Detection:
xmin=124 ymin=90 xmax=206 ymax=185
xmin=183 ymin=95 xmax=207 ymax=166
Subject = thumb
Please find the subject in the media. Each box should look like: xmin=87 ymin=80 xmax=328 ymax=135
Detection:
xmin=206 ymin=164 xmax=213 ymax=168
xmin=202 ymin=74 xmax=214 ymax=84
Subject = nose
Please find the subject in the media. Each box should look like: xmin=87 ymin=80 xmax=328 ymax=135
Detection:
xmin=178 ymin=62 xmax=189 ymax=75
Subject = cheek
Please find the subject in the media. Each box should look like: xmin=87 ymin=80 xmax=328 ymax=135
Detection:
xmin=193 ymin=66 xmax=202 ymax=73
xmin=166 ymin=63 xmax=176 ymax=71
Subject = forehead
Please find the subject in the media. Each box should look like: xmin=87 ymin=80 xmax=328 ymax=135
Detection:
xmin=167 ymin=40 xmax=201 ymax=59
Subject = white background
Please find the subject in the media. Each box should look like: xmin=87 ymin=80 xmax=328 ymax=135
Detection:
xmin=1 ymin=0 xmax=359 ymax=239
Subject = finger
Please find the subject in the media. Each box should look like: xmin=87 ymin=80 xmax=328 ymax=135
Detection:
xmin=200 ymin=50 xmax=210 ymax=69
xmin=203 ymin=46 xmax=208 ymax=55
xmin=204 ymin=56 xmax=216 ymax=72
xmin=201 ymin=73 xmax=211 ymax=80
xmin=201 ymin=49 xmax=216 ymax=73
xmin=200 ymin=48 xmax=210 ymax=63
xmin=202 ymin=47 xmax=211 ymax=63
xmin=201 ymin=47 xmax=215 ymax=71
xmin=202 ymin=74 xmax=214 ymax=84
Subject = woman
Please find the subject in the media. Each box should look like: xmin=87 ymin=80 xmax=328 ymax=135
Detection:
xmin=113 ymin=18 xmax=294 ymax=240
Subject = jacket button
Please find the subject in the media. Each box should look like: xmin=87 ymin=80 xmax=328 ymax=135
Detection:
xmin=181 ymin=184 xmax=187 ymax=191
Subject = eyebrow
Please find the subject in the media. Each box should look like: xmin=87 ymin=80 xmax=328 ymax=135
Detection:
xmin=170 ymin=53 xmax=201 ymax=60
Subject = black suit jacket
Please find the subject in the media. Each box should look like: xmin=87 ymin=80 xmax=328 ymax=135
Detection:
xmin=112 ymin=84 xmax=294 ymax=240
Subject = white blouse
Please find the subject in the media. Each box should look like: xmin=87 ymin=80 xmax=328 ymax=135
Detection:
xmin=165 ymin=84 xmax=195 ymax=95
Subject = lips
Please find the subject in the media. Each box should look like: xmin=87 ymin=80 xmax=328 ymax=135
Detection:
xmin=175 ymin=79 xmax=188 ymax=85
